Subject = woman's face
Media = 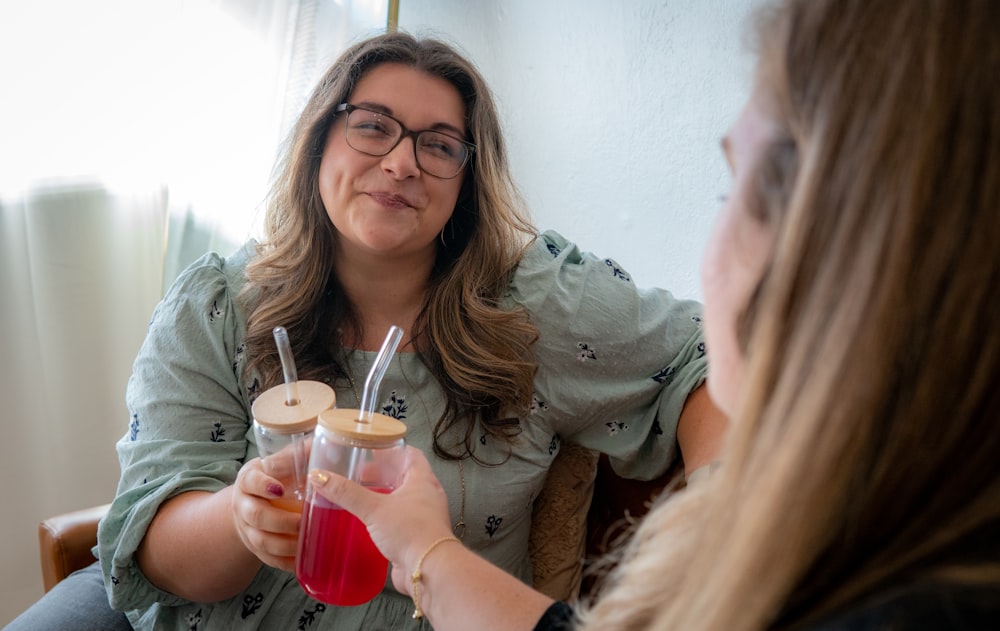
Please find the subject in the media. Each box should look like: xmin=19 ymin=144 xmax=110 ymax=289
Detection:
xmin=701 ymin=92 xmax=781 ymax=417
xmin=318 ymin=62 xmax=467 ymax=264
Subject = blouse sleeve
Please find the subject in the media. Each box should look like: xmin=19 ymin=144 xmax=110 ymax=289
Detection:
xmin=506 ymin=230 xmax=708 ymax=480
xmin=97 ymin=249 xmax=253 ymax=610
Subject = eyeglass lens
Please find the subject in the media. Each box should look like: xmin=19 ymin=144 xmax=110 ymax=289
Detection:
xmin=345 ymin=107 xmax=469 ymax=178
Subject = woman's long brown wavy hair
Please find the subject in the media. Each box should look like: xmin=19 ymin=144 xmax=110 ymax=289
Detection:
xmin=240 ymin=33 xmax=539 ymax=459
xmin=579 ymin=0 xmax=1000 ymax=629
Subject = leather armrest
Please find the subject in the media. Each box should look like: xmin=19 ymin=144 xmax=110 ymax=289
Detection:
xmin=38 ymin=503 xmax=111 ymax=592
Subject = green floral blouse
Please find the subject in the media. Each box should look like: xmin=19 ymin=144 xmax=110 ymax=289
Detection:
xmin=97 ymin=230 xmax=707 ymax=630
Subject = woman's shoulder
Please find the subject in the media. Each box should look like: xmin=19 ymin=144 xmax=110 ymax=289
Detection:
xmin=172 ymin=240 xmax=255 ymax=289
xmin=515 ymin=230 xmax=599 ymax=273
xmin=807 ymin=582 xmax=1000 ymax=630
xmin=143 ymin=241 xmax=258 ymax=353
xmin=507 ymin=229 xmax=645 ymax=307
xmin=506 ymin=229 xmax=702 ymax=341
xmin=532 ymin=601 xmax=576 ymax=631
xmin=161 ymin=241 xmax=256 ymax=306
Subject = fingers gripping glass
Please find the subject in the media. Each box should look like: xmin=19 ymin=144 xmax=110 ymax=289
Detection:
xmin=335 ymin=103 xmax=476 ymax=179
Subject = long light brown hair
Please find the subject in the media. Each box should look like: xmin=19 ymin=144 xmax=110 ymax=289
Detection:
xmin=580 ymin=0 xmax=1000 ymax=629
xmin=241 ymin=33 xmax=539 ymax=459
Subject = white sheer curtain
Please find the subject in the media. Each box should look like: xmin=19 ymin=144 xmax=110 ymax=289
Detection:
xmin=0 ymin=0 xmax=387 ymax=622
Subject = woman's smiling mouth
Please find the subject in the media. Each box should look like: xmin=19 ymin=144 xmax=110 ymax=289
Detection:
xmin=368 ymin=191 xmax=416 ymax=210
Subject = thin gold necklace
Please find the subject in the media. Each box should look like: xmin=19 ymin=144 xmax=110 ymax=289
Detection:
xmin=453 ymin=459 xmax=466 ymax=539
xmin=339 ymin=352 xmax=466 ymax=540
xmin=341 ymin=364 xmax=362 ymax=407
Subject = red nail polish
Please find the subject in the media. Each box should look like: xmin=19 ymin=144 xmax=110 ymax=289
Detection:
xmin=267 ymin=483 xmax=284 ymax=497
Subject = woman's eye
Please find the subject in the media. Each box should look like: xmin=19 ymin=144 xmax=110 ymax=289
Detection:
xmin=353 ymin=121 xmax=393 ymax=136
xmin=419 ymin=136 xmax=459 ymax=158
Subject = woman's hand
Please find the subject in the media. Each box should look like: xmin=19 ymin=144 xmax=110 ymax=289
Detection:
xmin=310 ymin=446 xmax=554 ymax=631
xmin=231 ymin=456 xmax=303 ymax=572
xmin=307 ymin=446 xmax=454 ymax=594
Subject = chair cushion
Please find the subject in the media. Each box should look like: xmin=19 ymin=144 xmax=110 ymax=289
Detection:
xmin=529 ymin=442 xmax=599 ymax=601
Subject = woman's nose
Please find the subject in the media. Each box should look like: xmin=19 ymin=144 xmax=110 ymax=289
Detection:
xmin=380 ymin=135 xmax=421 ymax=179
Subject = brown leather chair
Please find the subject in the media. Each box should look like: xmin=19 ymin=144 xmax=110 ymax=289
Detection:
xmin=38 ymin=503 xmax=112 ymax=592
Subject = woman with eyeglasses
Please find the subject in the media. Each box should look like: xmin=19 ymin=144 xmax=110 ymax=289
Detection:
xmin=46 ymin=32 xmax=727 ymax=631
xmin=298 ymin=1 xmax=1000 ymax=630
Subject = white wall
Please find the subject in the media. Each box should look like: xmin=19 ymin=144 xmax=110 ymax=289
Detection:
xmin=399 ymin=0 xmax=765 ymax=300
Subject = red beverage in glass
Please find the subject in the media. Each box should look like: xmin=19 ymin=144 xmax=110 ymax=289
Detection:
xmin=298 ymin=408 xmax=407 ymax=605
xmin=296 ymin=487 xmax=391 ymax=606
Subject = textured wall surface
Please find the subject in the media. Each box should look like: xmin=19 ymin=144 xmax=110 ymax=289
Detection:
xmin=399 ymin=0 xmax=766 ymax=299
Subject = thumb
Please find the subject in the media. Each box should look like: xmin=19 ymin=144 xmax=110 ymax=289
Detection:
xmin=307 ymin=468 xmax=379 ymax=521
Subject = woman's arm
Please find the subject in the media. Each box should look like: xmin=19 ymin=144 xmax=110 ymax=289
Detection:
xmin=676 ymin=383 xmax=728 ymax=478
xmin=309 ymin=447 xmax=555 ymax=631
xmin=101 ymin=248 xmax=304 ymax=608
xmin=136 ymin=457 xmax=302 ymax=602
xmin=507 ymin=232 xmax=723 ymax=481
xmin=136 ymin=488 xmax=258 ymax=601
xmin=407 ymin=538 xmax=555 ymax=631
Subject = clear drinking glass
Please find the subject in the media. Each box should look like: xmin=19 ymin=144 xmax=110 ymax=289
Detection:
xmin=251 ymin=380 xmax=336 ymax=512
xmin=295 ymin=408 xmax=407 ymax=605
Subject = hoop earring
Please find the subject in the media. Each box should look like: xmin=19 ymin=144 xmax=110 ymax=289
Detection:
xmin=440 ymin=217 xmax=457 ymax=248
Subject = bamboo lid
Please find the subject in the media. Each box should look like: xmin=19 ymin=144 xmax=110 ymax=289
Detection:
xmin=251 ymin=380 xmax=336 ymax=434
xmin=318 ymin=408 xmax=407 ymax=442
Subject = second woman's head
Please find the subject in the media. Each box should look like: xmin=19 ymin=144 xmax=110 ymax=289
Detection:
xmin=703 ymin=0 xmax=1000 ymax=438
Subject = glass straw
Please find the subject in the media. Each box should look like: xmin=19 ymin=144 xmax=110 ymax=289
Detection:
xmin=358 ymin=325 xmax=404 ymax=423
xmin=346 ymin=325 xmax=404 ymax=482
xmin=273 ymin=326 xmax=300 ymax=405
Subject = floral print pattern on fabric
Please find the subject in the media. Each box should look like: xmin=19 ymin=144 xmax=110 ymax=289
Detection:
xmin=381 ymin=391 xmax=407 ymax=419
xmin=604 ymin=258 xmax=631 ymax=282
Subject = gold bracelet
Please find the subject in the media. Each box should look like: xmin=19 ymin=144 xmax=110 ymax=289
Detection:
xmin=410 ymin=536 xmax=460 ymax=619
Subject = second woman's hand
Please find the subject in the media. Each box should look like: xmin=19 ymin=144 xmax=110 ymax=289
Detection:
xmin=311 ymin=446 xmax=555 ymax=631
xmin=307 ymin=445 xmax=455 ymax=594
xmin=310 ymin=446 xmax=556 ymax=631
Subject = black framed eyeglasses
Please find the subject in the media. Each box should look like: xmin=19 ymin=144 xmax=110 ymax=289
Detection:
xmin=335 ymin=103 xmax=476 ymax=179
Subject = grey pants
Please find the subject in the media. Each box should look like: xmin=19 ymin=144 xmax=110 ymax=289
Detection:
xmin=4 ymin=561 xmax=131 ymax=631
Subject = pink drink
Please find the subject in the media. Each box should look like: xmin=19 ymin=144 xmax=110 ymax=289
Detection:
xmin=296 ymin=487 xmax=391 ymax=605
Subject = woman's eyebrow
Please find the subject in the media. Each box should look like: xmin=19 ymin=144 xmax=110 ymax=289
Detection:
xmin=354 ymin=100 xmax=392 ymax=115
xmin=353 ymin=100 xmax=466 ymax=137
